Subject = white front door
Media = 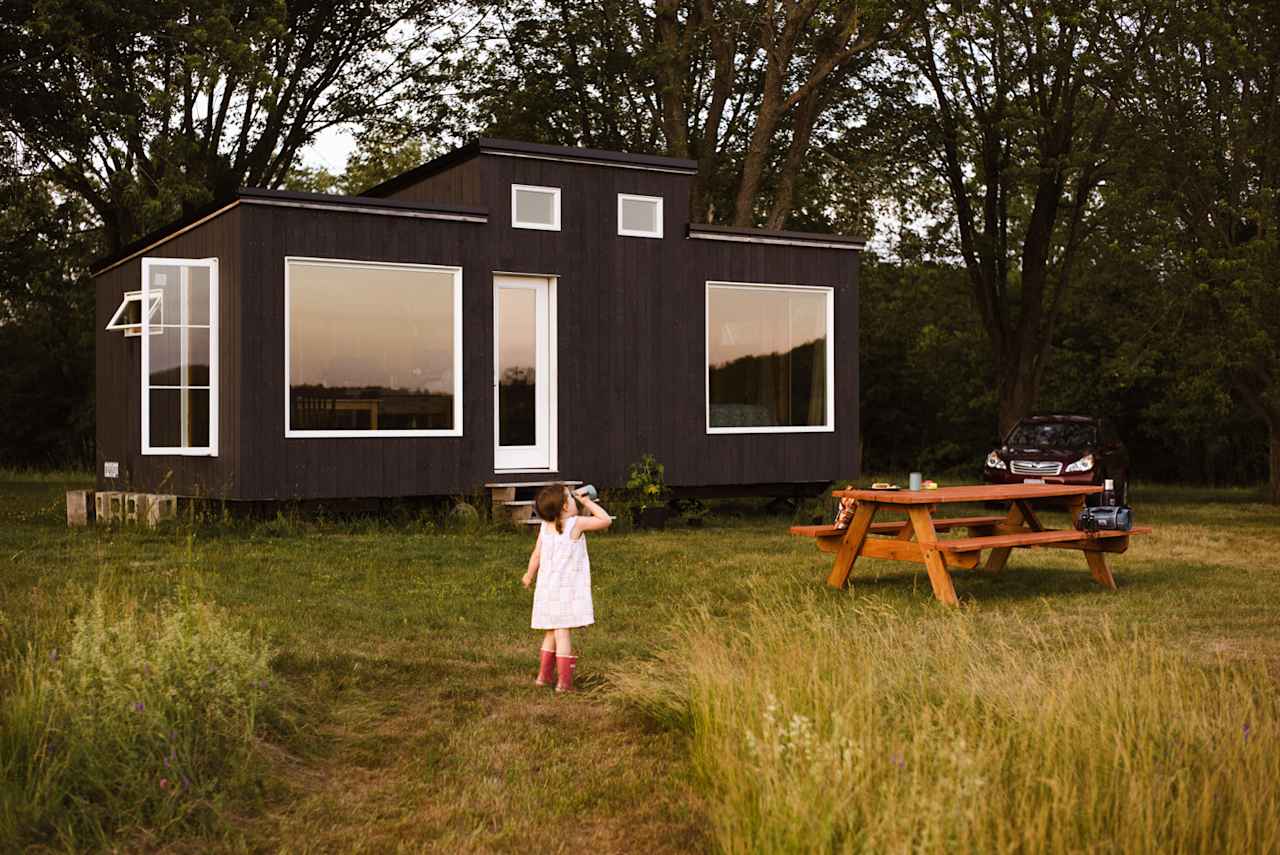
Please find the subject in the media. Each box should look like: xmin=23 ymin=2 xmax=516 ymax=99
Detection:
xmin=494 ymin=275 xmax=555 ymax=471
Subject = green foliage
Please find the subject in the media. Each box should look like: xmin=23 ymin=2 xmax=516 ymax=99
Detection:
xmin=0 ymin=164 xmax=95 ymax=468
xmin=625 ymin=453 xmax=669 ymax=511
xmin=0 ymin=585 xmax=278 ymax=847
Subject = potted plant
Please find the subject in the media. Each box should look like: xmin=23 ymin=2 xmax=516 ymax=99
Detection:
xmin=626 ymin=453 xmax=670 ymax=530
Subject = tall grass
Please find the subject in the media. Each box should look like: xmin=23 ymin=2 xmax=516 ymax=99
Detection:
xmin=0 ymin=584 xmax=279 ymax=848
xmin=613 ymin=593 xmax=1280 ymax=854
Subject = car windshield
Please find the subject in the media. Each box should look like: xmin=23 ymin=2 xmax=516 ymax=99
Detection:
xmin=1006 ymin=421 xmax=1097 ymax=450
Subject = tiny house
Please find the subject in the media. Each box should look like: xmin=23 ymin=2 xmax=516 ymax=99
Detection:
xmin=90 ymin=138 xmax=865 ymax=501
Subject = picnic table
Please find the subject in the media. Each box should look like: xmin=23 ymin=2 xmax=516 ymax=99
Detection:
xmin=790 ymin=483 xmax=1151 ymax=605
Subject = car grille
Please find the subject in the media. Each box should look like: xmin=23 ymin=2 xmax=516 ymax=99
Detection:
xmin=1010 ymin=460 xmax=1063 ymax=476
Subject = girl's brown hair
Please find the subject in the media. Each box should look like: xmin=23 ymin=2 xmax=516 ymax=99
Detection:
xmin=534 ymin=484 xmax=569 ymax=533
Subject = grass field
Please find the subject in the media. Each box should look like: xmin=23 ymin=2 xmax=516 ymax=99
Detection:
xmin=1 ymin=472 xmax=1278 ymax=853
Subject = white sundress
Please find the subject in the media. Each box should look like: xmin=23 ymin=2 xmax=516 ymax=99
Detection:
xmin=530 ymin=516 xmax=595 ymax=630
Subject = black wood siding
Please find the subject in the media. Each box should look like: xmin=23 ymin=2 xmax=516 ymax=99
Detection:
xmin=94 ymin=207 xmax=242 ymax=497
xmin=93 ymin=151 xmax=860 ymax=499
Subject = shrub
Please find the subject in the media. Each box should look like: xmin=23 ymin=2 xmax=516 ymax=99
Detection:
xmin=613 ymin=594 xmax=1280 ymax=854
xmin=0 ymin=587 xmax=278 ymax=847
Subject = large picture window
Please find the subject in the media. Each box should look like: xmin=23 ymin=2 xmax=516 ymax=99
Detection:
xmin=141 ymin=257 xmax=218 ymax=455
xmin=706 ymin=282 xmax=834 ymax=433
xmin=285 ymin=258 xmax=462 ymax=437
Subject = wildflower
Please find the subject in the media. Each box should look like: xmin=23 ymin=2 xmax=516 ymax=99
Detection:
xmin=159 ymin=777 xmax=169 ymax=790
xmin=890 ymin=752 xmax=906 ymax=770
xmin=1243 ymin=723 xmax=1251 ymax=741
xmin=132 ymin=701 xmax=145 ymax=713
xmin=48 ymin=649 xmax=58 ymax=663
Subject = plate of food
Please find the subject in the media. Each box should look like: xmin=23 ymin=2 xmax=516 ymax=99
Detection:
xmin=870 ymin=482 xmax=900 ymax=490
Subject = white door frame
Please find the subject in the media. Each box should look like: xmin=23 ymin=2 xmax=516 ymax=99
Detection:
xmin=493 ymin=274 xmax=557 ymax=472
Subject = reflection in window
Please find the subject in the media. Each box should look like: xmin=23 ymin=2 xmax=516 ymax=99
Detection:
xmin=142 ymin=258 xmax=217 ymax=454
xmin=707 ymin=284 xmax=831 ymax=430
xmin=497 ymin=287 xmax=537 ymax=446
xmin=287 ymin=259 xmax=461 ymax=435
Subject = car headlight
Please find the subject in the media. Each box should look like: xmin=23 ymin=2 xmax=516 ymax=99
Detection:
xmin=1065 ymin=453 xmax=1094 ymax=473
xmin=985 ymin=451 xmax=1006 ymax=470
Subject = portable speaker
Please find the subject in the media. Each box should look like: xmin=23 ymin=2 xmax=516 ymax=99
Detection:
xmin=1076 ymin=505 xmax=1134 ymax=532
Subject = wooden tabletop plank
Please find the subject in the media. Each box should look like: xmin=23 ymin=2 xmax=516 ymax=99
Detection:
xmin=832 ymin=483 xmax=1102 ymax=504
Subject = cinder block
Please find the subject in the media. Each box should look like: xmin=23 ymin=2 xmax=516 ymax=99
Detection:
xmin=66 ymin=490 xmax=94 ymax=527
xmin=124 ymin=493 xmax=148 ymax=524
xmin=146 ymin=495 xmax=178 ymax=527
xmin=95 ymin=491 xmax=124 ymax=524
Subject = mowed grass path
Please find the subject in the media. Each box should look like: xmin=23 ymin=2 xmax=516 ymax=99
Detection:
xmin=2 ymin=474 xmax=1278 ymax=852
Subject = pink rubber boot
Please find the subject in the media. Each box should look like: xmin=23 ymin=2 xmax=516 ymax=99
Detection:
xmin=535 ymin=648 xmax=556 ymax=686
xmin=555 ymin=655 xmax=578 ymax=693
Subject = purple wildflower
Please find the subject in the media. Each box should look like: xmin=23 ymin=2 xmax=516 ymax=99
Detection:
xmin=890 ymin=752 xmax=906 ymax=770
xmin=133 ymin=701 xmax=144 ymax=713
xmin=1243 ymin=723 xmax=1251 ymax=741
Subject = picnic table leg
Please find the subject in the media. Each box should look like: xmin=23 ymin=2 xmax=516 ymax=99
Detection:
xmin=1084 ymin=550 xmax=1118 ymax=590
xmin=906 ymin=507 xmax=960 ymax=606
xmin=827 ymin=502 xmax=877 ymax=589
xmin=983 ymin=502 xmax=1026 ymax=574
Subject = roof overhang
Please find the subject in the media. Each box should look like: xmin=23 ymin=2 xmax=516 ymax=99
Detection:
xmin=686 ymin=223 xmax=866 ymax=252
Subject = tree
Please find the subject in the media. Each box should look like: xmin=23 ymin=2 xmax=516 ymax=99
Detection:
xmin=442 ymin=0 xmax=910 ymax=227
xmin=1 ymin=0 xmax=458 ymax=252
xmin=1123 ymin=0 xmax=1280 ymax=501
xmin=0 ymin=152 xmax=97 ymax=466
xmin=904 ymin=0 xmax=1152 ymax=435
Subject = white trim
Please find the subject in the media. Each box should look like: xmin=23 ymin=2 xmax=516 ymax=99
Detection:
xmin=141 ymin=257 xmax=219 ymax=456
xmin=106 ymin=289 xmax=163 ymax=337
xmin=688 ymin=230 xmax=865 ymax=252
xmin=511 ymin=184 xmax=561 ymax=231
xmin=704 ymin=280 xmax=836 ymax=435
xmin=493 ymin=274 xmax=557 ymax=471
xmin=284 ymin=256 xmax=464 ymax=438
xmin=489 ymin=149 xmax=696 ymax=175
xmin=617 ymin=193 xmax=664 ymax=238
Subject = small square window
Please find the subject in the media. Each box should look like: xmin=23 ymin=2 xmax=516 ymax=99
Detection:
xmin=512 ymin=184 xmax=561 ymax=231
xmin=618 ymin=194 xmax=663 ymax=238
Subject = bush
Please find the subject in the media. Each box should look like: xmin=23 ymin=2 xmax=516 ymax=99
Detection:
xmin=613 ymin=593 xmax=1280 ymax=854
xmin=0 ymin=587 xmax=278 ymax=847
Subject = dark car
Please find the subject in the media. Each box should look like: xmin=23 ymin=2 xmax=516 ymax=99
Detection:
xmin=982 ymin=415 xmax=1129 ymax=504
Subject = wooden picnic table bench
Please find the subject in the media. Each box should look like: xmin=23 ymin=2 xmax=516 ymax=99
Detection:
xmin=789 ymin=483 xmax=1151 ymax=605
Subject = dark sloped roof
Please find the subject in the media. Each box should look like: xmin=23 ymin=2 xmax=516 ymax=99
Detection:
xmin=361 ymin=137 xmax=699 ymax=198
xmin=88 ymin=188 xmax=488 ymax=276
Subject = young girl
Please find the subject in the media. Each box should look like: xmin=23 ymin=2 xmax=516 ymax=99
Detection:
xmin=521 ymin=484 xmax=611 ymax=692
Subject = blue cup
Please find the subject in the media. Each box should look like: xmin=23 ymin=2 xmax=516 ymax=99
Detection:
xmin=909 ymin=472 xmax=923 ymax=492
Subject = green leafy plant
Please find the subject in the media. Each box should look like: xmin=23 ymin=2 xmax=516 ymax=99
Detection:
xmin=625 ymin=453 xmax=669 ymax=512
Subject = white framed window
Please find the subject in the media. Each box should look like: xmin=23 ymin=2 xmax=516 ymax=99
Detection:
xmin=106 ymin=289 xmax=163 ymax=337
xmin=141 ymin=258 xmax=218 ymax=455
xmin=705 ymin=281 xmax=835 ymax=434
xmin=617 ymin=193 xmax=663 ymax=238
xmin=285 ymin=257 xmax=463 ymax=438
xmin=511 ymin=184 xmax=561 ymax=231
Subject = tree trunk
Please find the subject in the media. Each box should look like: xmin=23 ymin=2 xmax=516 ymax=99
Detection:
xmin=996 ymin=355 xmax=1040 ymax=437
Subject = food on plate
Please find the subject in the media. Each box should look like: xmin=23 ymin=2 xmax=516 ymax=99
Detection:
xmin=870 ymin=482 xmax=897 ymax=489
xmin=923 ymin=480 xmax=939 ymax=490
